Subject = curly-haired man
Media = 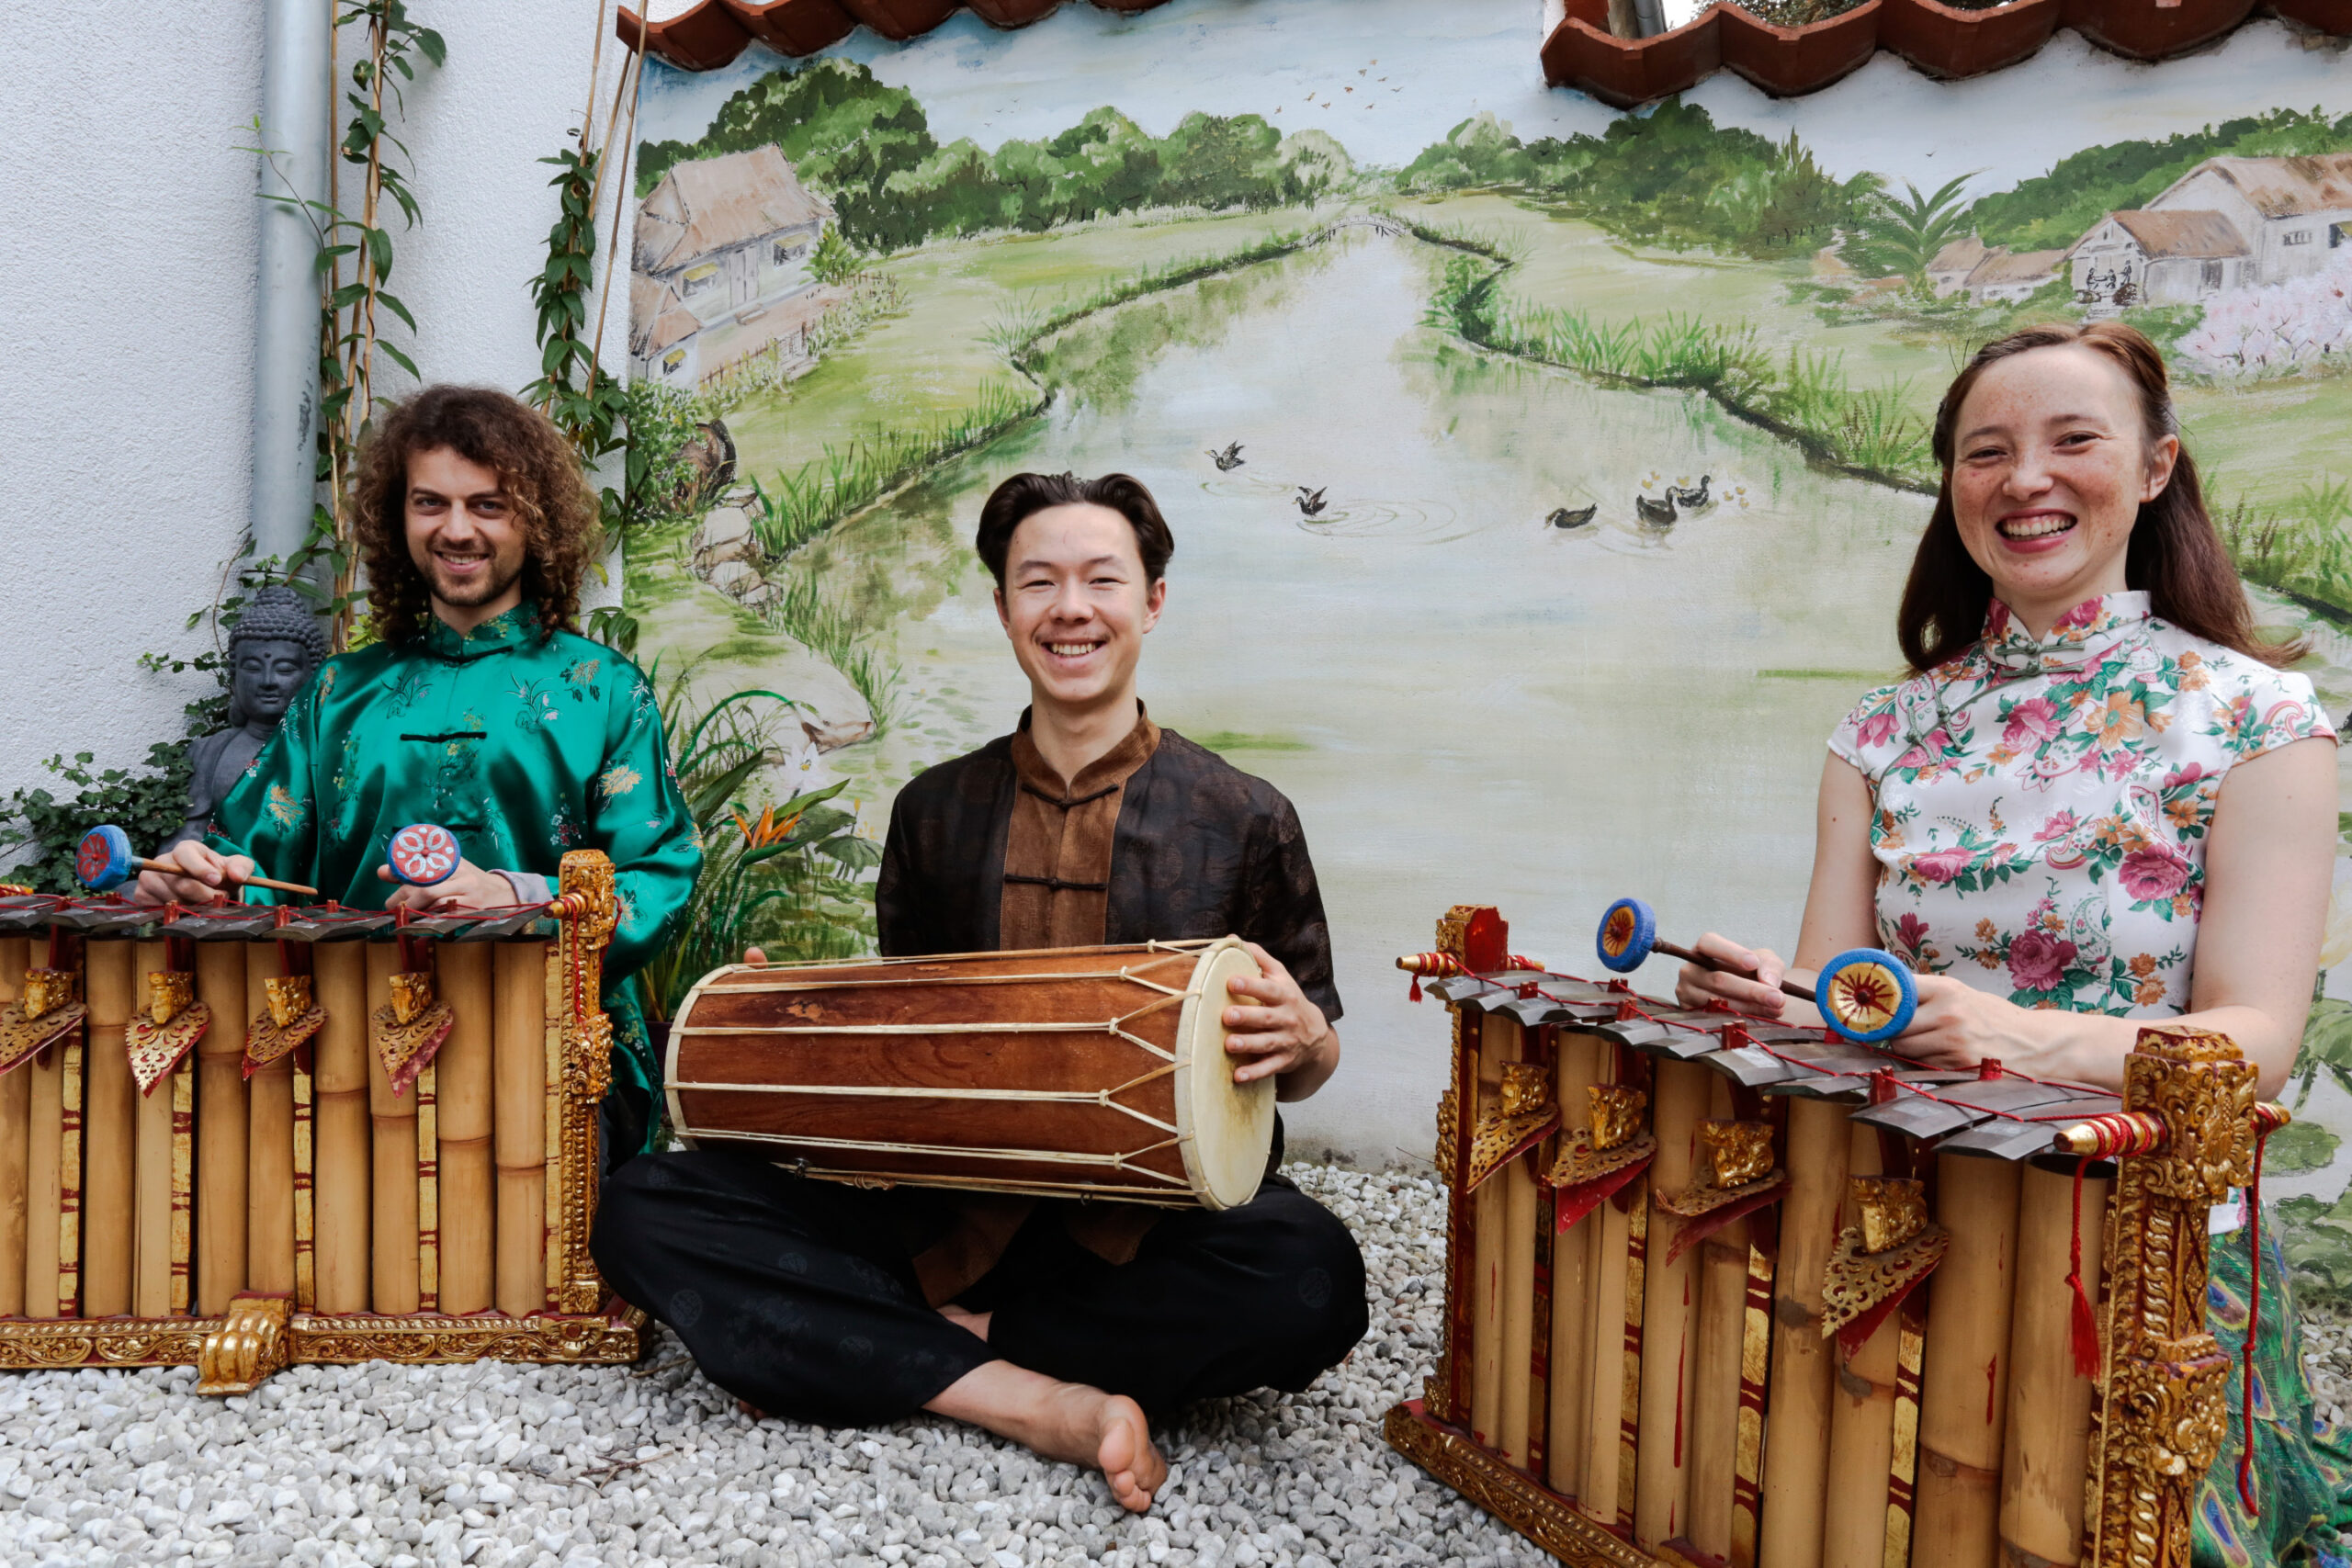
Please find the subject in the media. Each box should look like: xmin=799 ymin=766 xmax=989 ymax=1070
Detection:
xmin=135 ymin=385 xmax=701 ymax=1152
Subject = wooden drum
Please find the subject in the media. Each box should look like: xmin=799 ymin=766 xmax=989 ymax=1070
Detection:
xmin=665 ymin=939 xmax=1277 ymax=1209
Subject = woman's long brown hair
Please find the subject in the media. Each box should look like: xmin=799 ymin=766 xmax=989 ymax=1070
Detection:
xmin=1896 ymin=321 xmax=2302 ymax=673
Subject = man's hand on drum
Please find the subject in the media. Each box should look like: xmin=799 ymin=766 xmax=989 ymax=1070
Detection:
xmin=377 ymin=856 xmax=514 ymax=913
xmin=130 ymin=842 xmax=259 ymax=906
xmin=1223 ymin=942 xmax=1340 ymax=1100
xmin=1673 ymin=932 xmax=1804 ymax=1020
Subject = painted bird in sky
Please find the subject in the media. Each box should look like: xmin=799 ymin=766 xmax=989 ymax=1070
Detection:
xmin=1296 ymin=486 xmax=1329 ymax=517
xmin=1207 ymin=442 xmax=1246 ymax=470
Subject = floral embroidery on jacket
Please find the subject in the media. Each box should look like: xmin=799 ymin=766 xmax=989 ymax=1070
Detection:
xmin=1830 ymin=592 xmax=2334 ymax=1018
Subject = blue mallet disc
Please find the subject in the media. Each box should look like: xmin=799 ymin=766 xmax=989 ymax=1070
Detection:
xmin=75 ymin=825 xmax=136 ymax=891
xmin=1817 ymin=948 xmax=1918 ymax=1043
xmin=387 ymin=823 xmax=461 ymax=887
xmin=1595 ymin=897 xmax=1657 ymax=974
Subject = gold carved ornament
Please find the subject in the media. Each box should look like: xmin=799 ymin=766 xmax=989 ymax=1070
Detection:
xmin=372 ymin=969 xmax=457 ymax=1099
xmin=1819 ymin=1175 xmax=1949 ymax=1354
xmin=1653 ymin=1118 xmax=1789 ymax=1266
xmin=243 ymin=973 xmax=326 ymax=1077
xmin=1464 ymin=1062 xmax=1559 ymax=1191
xmin=1544 ymin=1082 xmax=1657 ymax=1235
xmin=0 ymin=966 xmax=85 ymax=1074
xmin=126 ymin=970 xmax=209 ymax=1095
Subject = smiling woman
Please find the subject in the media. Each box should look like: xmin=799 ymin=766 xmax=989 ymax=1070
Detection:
xmin=1675 ymin=321 xmax=2346 ymax=1563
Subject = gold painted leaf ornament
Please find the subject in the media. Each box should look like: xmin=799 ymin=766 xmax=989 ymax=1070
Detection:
xmin=1654 ymin=1119 xmax=1790 ymax=1265
xmin=0 ymin=968 xmax=86 ymax=1075
xmin=372 ymin=972 xmax=454 ymax=1098
xmin=1464 ymin=1063 xmax=1558 ymax=1192
xmin=1819 ymin=1175 xmax=1949 ymax=1355
xmin=243 ymin=975 xmax=326 ymax=1078
xmin=1544 ymin=1083 xmax=1657 ymax=1233
xmin=126 ymin=972 xmax=209 ymax=1095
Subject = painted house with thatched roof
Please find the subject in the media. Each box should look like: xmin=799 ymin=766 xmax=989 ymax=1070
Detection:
xmin=630 ymin=146 xmax=834 ymax=381
xmin=2067 ymin=209 xmax=2253 ymax=313
xmin=2143 ymin=153 xmax=2352 ymax=286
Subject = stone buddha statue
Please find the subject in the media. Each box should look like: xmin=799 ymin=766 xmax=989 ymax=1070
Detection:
xmin=164 ymin=585 xmax=328 ymax=852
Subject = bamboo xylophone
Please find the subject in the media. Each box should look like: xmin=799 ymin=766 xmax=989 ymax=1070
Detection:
xmin=0 ymin=851 xmax=642 ymax=1391
xmin=1385 ymin=903 xmax=2280 ymax=1568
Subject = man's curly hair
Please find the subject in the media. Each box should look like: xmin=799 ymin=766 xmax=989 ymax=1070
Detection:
xmin=352 ymin=385 xmax=600 ymax=645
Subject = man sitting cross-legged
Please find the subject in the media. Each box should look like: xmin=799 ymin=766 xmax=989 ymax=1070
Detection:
xmin=593 ymin=471 xmax=1368 ymax=1511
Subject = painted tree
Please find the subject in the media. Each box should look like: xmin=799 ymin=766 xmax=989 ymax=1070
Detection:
xmin=1845 ymin=173 xmax=1975 ymax=288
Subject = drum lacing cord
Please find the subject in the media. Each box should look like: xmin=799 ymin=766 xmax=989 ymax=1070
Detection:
xmin=695 ymin=1126 xmax=1196 ymax=1186
xmin=675 ymin=951 xmax=1234 ymax=1151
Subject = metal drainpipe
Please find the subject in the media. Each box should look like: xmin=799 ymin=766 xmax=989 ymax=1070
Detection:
xmin=251 ymin=0 xmax=333 ymax=571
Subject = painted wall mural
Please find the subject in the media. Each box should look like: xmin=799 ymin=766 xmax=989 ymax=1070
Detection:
xmin=624 ymin=0 xmax=2352 ymax=1293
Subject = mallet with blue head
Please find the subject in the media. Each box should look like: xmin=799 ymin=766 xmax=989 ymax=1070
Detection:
xmin=1594 ymin=896 xmax=1917 ymax=1044
xmin=74 ymin=823 xmax=319 ymax=899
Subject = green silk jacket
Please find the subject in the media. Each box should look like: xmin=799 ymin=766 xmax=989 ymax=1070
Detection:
xmin=204 ymin=604 xmax=701 ymax=1128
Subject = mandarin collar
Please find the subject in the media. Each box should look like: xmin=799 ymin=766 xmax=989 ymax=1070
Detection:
xmin=1981 ymin=591 xmax=2152 ymax=675
xmin=1012 ymin=703 xmax=1161 ymax=800
xmin=420 ymin=602 xmax=538 ymax=661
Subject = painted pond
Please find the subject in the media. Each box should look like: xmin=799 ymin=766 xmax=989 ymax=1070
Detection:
xmin=787 ymin=231 xmax=1931 ymax=1161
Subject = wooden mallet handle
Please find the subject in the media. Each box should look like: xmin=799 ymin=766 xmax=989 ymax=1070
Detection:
xmin=1646 ymin=936 xmax=1818 ymax=1005
xmin=131 ymin=855 xmax=318 ymax=900
xmin=77 ymin=823 xmax=318 ymax=900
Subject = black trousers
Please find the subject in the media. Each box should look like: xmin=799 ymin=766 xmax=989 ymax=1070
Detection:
xmin=592 ymin=1149 xmax=1369 ymax=1427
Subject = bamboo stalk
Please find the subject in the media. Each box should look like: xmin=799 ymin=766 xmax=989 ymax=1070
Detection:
xmin=1469 ymin=1012 xmax=1511 ymax=1450
xmin=244 ymin=942 xmax=296 ymax=1296
xmin=194 ymin=942 xmax=248 ymax=1314
xmin=494 ymin=941 xmax=548 ymax=1316
xmin=0 ymin=938 xmax=28 ymax=1316
xmin=1757 ymin=1097 xmax=1851 ymax=1568
xmin=1544 ymin=1031 xmax=1604 ymax=1497
xmin=367 ymin=942 xmax=420 ymax=1314
xmin=311 ymin=941 xmax=372 ymax=1314
xmin=80 ymin=941 xmax=136 ymax=1317
xmin=23 ymin=951 xmax=74 ymax=1317
xmin=1822 ymin=1124 xmax=1896 ymax=1568
xmin=1579 ymin=1037 xmax=1635 ymax=1527
xmin=435 ymin=942 xmax=495 ymax=1314
xmin=1498 ymin=1109 xmax=1539 ymax=1471
xmin=131 ymin=942 xmax=179 ymax=1317
xmin=1686 ymin=1077 xmax=1748 ymax=1562
xmin=1911 ymin=1154 xmax=2022 ymax=1568
xmin=1999 ymin=1157 xmax=2107 ymax=1565
xmin=1635 ymin=1058 xmax=1708 ymax=1550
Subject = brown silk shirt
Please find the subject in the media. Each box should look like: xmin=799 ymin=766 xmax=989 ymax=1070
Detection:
xmin=876 ymin=705 xmax=1342 ymax=1303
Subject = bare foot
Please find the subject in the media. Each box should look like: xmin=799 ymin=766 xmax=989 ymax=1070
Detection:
xmin=1087 ymin=1392 xmax=1164 ymax=1513
xmin=925 ymin=1362 xmax=1167 ymax=1512
xmin=939 ymin=1304 xmax=992 ymax=1341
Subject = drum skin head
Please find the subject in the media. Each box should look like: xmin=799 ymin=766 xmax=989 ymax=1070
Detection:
xmin=1175 ymin=938 xmax=1278 ymax=1210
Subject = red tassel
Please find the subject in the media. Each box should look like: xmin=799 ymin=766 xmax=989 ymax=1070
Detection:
xmin=2065 ymin=1152 xmax=2100 ymax=1378
xmin=2239 ymin=1124 xmax=2273 ymax=1518
xmin=1408 ymin=975 xmax=1421 ymax=1003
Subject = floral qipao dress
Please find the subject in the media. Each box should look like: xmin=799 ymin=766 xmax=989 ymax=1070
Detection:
xmin=1831 ymin=590 xmax=2344 ymax=1566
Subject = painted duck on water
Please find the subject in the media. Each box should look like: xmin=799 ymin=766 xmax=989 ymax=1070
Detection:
xmin=1545 ymin=504 xmax=1598 ymax=529
xmin=1206 ymin=442 xmax=1245 ymax=471
xmin=1667 ymin=474 xmax=1713 ymax=510
xmin=1296 ymin=486 xmax=1329 ymax=517
xmin=1634 ymin=492 xmax=1677 ymax=528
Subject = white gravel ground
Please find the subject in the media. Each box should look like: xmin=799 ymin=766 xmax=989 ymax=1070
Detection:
xmin=0 ymin=1165 xmax=1562 ymax=1568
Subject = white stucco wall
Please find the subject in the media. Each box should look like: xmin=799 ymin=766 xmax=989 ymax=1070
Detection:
xmin=0 ymin=1 xmax=630 ymax=848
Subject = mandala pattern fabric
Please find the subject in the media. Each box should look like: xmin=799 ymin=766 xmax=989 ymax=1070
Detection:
xmin=204 ymin=603 xmax=701 ymax=1130
xmin=2196 ymin=1228 xmax=2352 ymax=1568
xmin=1830 ymin=592 xmax=2333 ymax=1017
